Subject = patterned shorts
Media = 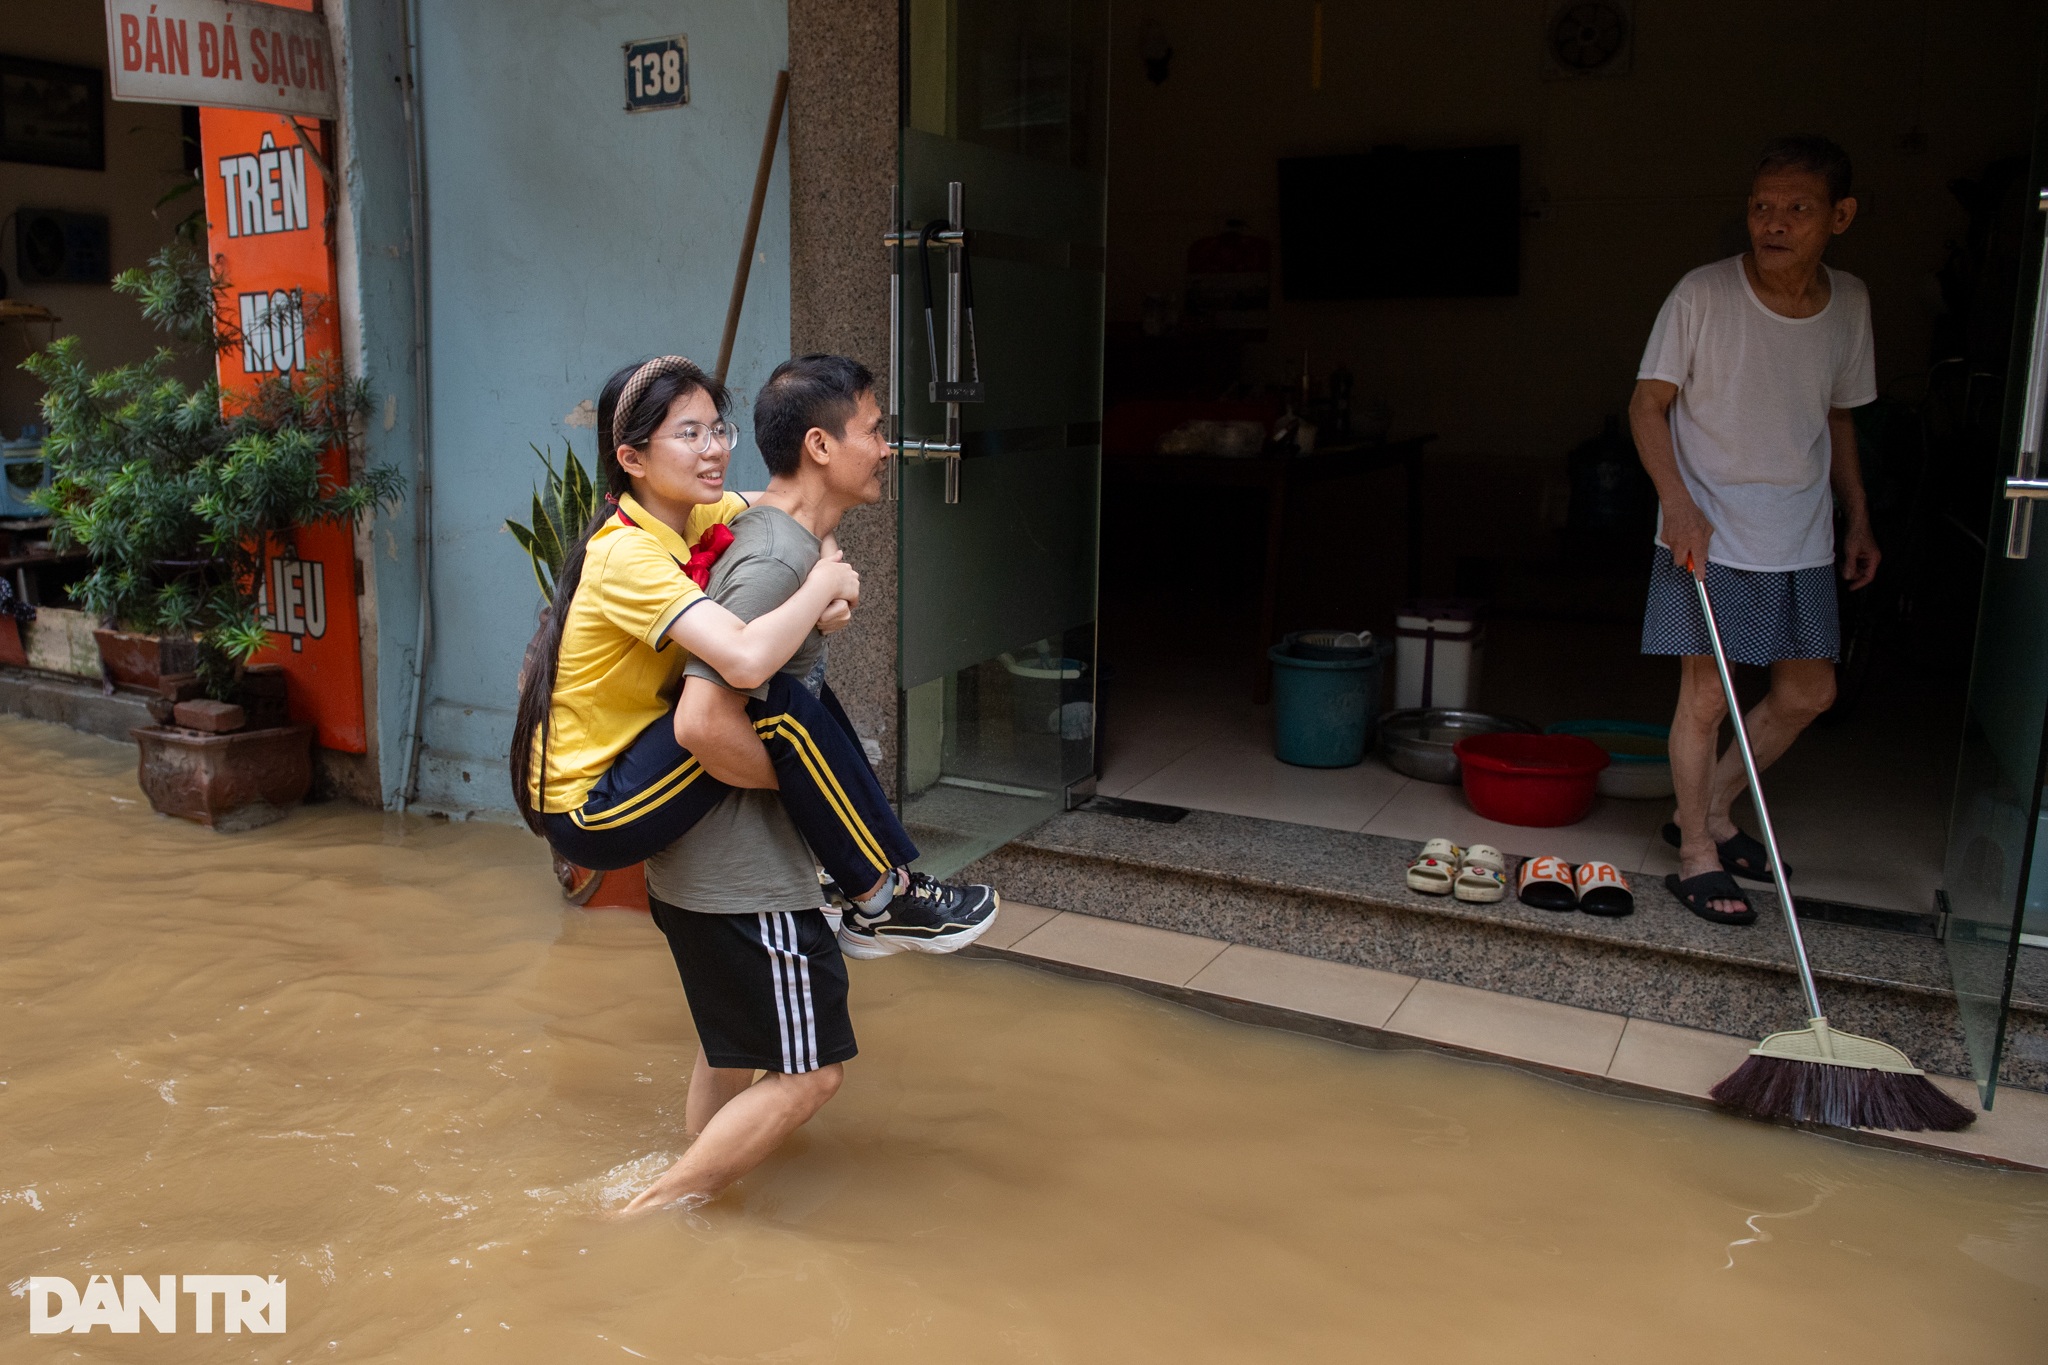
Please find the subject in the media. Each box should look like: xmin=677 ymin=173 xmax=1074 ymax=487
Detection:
xmin=1640 ymin=548 xmax=1839 ymax=665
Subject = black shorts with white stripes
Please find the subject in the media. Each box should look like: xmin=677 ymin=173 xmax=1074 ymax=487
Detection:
xmin=647 ymin=897 xmax=856 ymax=1074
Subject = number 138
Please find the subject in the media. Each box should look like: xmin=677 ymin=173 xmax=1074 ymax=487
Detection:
xmin=632 ymin=49 xmax=682 ymax=98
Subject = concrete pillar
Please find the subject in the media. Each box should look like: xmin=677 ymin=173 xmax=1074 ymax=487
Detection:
xmin=789 ymin=0 xmax=901 ymax=797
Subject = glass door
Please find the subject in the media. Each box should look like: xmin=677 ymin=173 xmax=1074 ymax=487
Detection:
xmin=892 ymin=0 xmax=1108 ymax=874
xmin=1943 ymin=84 xmax=2048 ymax=1107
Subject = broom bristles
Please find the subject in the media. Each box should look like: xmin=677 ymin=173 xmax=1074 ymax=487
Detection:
xmin=1711 ymin=1055 xmax=1976 ymax=1132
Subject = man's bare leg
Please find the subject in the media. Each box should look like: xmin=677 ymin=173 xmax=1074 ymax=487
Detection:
xmin=1671 ymin=656 xmax=1834 ymax=916
xmin=622 ymin=1063 xmax=843 ymax=1214
xmin=1670 ymin=655 xmax=1743 ymax=915
xmin=1702 ymin=657 xmax=1835 ymax=839
xmin=684 ymin=1046 xmax=756 ymax=1137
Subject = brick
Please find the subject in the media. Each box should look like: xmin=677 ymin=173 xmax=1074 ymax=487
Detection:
xmin=156 ymin=671 xmax=205 ymax=702
xmin=172 ymin=699 xmax=246 ymax=733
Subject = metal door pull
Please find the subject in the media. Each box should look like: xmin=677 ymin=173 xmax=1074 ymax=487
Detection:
xmin=918 ymin=218 xmax=984 ymax=404
xmin=884 ymin=181 xmax=973 ymax=502
xmin=2002 ymin=186 xmax=2048 ymax=558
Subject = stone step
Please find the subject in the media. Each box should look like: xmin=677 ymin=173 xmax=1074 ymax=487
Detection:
xmin=0 ymin=664 xmax=152 ymax=743
xmin=962 ymin=806 xmax=2048 ymax=1093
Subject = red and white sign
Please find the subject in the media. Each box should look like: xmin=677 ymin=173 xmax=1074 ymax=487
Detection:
xmin=104 ymin=0 xmax=338 ymax=120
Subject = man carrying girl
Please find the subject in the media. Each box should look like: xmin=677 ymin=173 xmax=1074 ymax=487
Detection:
xmin=509 ymin=355 xmax=998 ymax=1209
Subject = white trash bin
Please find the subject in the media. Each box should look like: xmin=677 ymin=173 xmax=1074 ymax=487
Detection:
xmin=1394 ymin=600 xmax=1484 ymax=711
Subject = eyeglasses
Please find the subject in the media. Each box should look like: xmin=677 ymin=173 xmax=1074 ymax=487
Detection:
xmin=651 ymin=420 xmax=741 ymax=454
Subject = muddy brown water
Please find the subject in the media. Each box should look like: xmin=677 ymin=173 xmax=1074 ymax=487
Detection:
xmin=2 ymin=717 xmax=2044 ymax=1363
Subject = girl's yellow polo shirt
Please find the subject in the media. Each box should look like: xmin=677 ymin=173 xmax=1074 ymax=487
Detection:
xmin=529 ymin=491 xmax=749 ymax=812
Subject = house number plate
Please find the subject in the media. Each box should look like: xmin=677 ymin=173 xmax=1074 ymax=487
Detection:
xmin=623 ymin=34 xmax=689 ymax=112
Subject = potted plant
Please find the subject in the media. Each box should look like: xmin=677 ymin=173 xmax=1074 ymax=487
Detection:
xmin=505 ymin=441 xmax=599 ymax=606
xmin=20 ymin=243 xmax=404 ymax=829
xmin=504 ymin=444 xmax=644 ymax=908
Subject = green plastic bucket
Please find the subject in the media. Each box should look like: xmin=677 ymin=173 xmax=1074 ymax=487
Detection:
xmin=1268 ymin=642 xmax=1385 ymax=768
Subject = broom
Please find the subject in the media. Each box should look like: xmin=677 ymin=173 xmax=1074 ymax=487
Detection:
xmin=1687 ymin=557 xmax=1975 ymax=1132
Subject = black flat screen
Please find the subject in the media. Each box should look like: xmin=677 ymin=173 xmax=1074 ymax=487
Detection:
xmin=1277 ymin=145 xmax=1521 ymax=300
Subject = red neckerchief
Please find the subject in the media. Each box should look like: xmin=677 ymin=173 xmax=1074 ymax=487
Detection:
xmin=615 ymin=504 xmax=734 ymax=588
xmin=684 ymin=523 xmax=735 ymax=588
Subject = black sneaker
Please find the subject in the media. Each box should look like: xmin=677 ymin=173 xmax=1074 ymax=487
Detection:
xmin=837 ymin=873 xmax=1001 ymax=959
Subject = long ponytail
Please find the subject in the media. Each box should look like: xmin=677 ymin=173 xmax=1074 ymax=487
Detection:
xmin=510 ymin=357 xmax=730 ymax=833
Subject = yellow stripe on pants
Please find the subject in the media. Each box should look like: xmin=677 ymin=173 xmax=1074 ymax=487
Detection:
xmin=754 ymin=712 xmax=891 ymax=873
xmin=569 ymin=757 xmax=707 ymax=830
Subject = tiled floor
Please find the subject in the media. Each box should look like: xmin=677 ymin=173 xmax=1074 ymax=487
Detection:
xmin=981 ymin=903 xmax=2048 ymax=1171
xmin=1098 ymin=617 xmax=1963 ymax=915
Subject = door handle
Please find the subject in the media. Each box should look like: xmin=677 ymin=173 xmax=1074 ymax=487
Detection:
xmin=2003 ymin=186 xmax=2048 ymax=559
xmin=885 ymin=181 xmax=969 ymax=503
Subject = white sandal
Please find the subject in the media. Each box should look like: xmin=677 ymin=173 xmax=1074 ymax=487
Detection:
xmin=1573 ymin=861 xmax=1634 ymax=917
xmin=1454 ymin=844 xmax=1508 ymax=903
xmin=1406 ymin=838 xmax=1462 ymax=895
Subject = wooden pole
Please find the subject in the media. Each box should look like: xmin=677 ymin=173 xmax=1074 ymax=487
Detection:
xmin=715 ymin=69 xmax=790 ymax=383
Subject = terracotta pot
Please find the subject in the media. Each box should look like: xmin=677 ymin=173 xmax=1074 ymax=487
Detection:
xmin=131 ymin=723 xmax=313 ymax=831
xmin=94 ymin=629 xmax=200 ymax=692
xmin=0 ymin=615 xmax=24 ymax=668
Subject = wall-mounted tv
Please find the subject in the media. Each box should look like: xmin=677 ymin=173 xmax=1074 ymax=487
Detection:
xmin=1277 ymin=145 xmax=1521 ymax=300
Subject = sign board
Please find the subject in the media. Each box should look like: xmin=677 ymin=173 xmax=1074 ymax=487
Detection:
xmin=623 ymin=34 xmax=689 ymax=112
xmin=104 ymin=0 xmax=338 ymax=120
xmin=201 ymin=103 xmax=366 ymax=752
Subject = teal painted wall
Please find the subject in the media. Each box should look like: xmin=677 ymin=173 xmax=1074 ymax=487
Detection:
xmin=342 ymin=0 xmax=791 ymax=810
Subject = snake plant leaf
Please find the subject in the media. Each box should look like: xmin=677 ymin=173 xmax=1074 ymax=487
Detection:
xmin=530 ymin=444 xmax=564 ymax=545
xmin=504 ymin=518 xmax=553 ymax=602
xmin=565 ymin=445 xmax=595 ymax=528
xmin=528 ymin=489 xmax=564 ymax=575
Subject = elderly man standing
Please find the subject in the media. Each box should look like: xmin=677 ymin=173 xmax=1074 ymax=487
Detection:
xmin=1630 ymin=136 xmax=1880 ymax=926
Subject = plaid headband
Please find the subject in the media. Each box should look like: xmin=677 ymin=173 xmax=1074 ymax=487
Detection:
xmin=611 ymin=354 xmax=697 ymax=444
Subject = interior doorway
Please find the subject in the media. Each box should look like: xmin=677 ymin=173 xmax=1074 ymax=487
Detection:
xmin=1089 ymin=3 xmax=2045 ymax=932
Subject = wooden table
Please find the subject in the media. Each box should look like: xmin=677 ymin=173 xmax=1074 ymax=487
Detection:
xmin=1105 ymin=434 xmax=1434 ymax=701
xmin=0 ymin=540 xmax=89 ymax=605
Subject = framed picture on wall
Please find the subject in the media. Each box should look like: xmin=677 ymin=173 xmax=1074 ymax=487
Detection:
xmin=0 ymin=56 xmax=106 ymax=172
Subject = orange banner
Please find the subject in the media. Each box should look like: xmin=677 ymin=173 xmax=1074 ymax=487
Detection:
xmin=200 ymin=101 xmax=365 ymax=753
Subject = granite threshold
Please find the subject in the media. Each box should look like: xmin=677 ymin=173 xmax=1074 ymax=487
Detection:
xmin=961 ymin=903 xmax=2048 ymax=1173
xmin=961 ymin=806 xmax=2048 ymax=1093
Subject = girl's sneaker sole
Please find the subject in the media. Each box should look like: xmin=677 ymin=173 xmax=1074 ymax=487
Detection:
xmin=836 ymin=926 xmax=901 ymax=959
xmin=836 ymin=892 xmax=1002 ymax=959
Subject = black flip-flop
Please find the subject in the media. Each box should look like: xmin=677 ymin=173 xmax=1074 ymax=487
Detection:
xmin=1663 ymin=871 xmax=1757 ymax=926
xmin=1660 ymin=824 xmax=1790 ymax=883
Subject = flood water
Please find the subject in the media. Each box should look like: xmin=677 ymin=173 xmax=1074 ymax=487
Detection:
xmin=3 ymin=715 xmax=2045 ymax=1363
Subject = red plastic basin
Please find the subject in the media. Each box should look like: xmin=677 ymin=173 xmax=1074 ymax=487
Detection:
xmin=1453 ymin=732 xmax=1611 ymax=827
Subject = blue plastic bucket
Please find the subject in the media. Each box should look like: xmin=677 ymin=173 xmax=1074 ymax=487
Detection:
xmin=1268 ymin=642 xmax=1386 ymax=768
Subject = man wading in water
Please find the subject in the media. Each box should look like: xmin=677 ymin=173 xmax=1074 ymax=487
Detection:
xmin=622 ymin=356 xmax=939 ymax=1213
xmin=1631 ymin=136 xmax=1879 ymax=926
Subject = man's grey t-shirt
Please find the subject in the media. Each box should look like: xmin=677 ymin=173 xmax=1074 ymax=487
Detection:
xmin=643 ymin=505 xmax=826 ymax=915
xmin=685 ymin=504 xmax=826 ymax=699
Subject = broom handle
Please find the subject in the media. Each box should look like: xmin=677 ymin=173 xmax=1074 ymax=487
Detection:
xmin=1689 ymin=557 xmax=1825 ymax=1021
xmin=714 ymin=69 xmax=790 ymax=382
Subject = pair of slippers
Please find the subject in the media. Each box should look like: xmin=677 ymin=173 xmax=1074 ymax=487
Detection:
xmin=1515 ymin=854 xmax=1634 ymax=917
xmin=1658 ymin=824 xmax=1784 ymax=927
xmin=1406 ymin=839 xmax=1507 ymax=903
